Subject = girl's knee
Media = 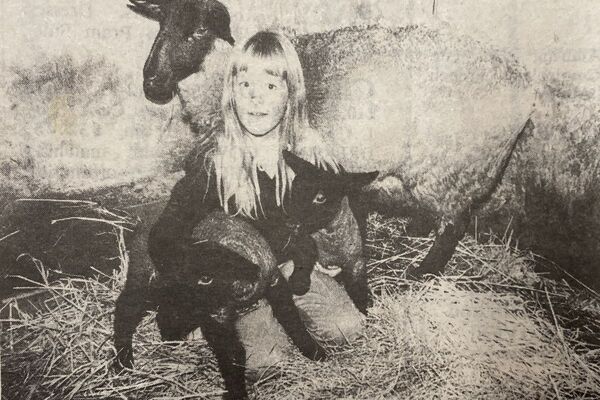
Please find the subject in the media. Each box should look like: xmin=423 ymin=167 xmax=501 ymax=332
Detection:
xmin=309 ymin=307 xmax=365 ymax=346
xmin=235 ymin=300 xmax=294 ymax=381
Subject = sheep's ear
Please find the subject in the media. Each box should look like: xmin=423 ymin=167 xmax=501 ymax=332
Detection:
xmin=345 ymin=170 xmax=379 ymax=189
xmin=127 ymin=0 xmax=163 ymax=22
xmin=207 ymin=1 xmax=235 ymax=45
xmin=283 ymin=150 xmax=318 ymax=176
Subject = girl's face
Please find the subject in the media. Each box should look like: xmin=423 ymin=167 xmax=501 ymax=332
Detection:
xmin=234 ymin=58 xmax=289 ymax=137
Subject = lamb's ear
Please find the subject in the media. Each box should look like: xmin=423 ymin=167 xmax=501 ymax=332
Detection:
xmin=345 ymin=170 xmax=379 ymax=189
xmin=283 ymin=150 xmax=319 ymax=176
xmin=207 ymin=1 xmax=235 ymax=45
xmin=191 ymin=241 xmax=261 ymax=273
xmin=159 ymin=239 xmax=195 ymax=266
xmin=189 ymin=240 xmax=231 ymax=261
xmin=190 ymin=239 xmax=220 ymax=251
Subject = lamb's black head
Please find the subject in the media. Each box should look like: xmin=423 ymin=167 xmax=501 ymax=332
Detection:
xmin=128 ymin=0 xmax=234 ymax=104
xmin=175 ymin=240 xmax=260 ymax=323
xmin=283 ymin=150 xmax=378 ymax=233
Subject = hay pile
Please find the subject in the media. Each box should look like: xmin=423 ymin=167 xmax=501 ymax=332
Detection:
xmin=2 ymin=214 xmax=600 ymax=399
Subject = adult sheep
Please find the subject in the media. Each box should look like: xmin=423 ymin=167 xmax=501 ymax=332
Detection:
xmin=128 ymin=0 xmax=535 ymax=276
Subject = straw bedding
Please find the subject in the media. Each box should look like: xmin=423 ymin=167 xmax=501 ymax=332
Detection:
xmin=2 ymin=213 xmax=600 ymax=399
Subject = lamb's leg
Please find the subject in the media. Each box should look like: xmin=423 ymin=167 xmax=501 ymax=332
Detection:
xmin=200 ymin=318 xmax=248 ymax=400
xmin=156 ymin=299 xmax=198 ymax=341
xmin=113 ymin=286 xmax=151 ymax=370
xmin=408 ymin=209 xmax=470 ymax=278
xmin=266 ymin=272 xmax=327 ymax=360
xmin=113 ymin=200 xmax=164 ymax=369
xmin=287 ymin=235 xmax=318 ymax=296
xmin=347 ymin=194 xmax=369 ymax=245
xmin=339 ymin=258 xmax=371 ymax=315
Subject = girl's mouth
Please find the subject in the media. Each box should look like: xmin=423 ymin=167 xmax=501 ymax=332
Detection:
xmin=249 ymin=112 xmax=267 ymax=116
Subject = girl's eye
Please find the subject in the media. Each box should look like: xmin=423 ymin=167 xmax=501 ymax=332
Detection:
xmin=268 ymin=83 xmax=276 ymax=90
xmin=313 ymin=190 xmax=327 ymax=205
xmin=197 ymin=275 xmax=214 ymax=286
xmin=240 ymin=81 xmax=250 ymax=88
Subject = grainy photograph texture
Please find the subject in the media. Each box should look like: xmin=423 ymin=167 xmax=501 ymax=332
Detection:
xmin=1 ymin=1 xmax=600 ymax=399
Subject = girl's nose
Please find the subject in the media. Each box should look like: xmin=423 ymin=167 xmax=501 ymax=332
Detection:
xmin=248 ymin=86 xmax=262 ymax=102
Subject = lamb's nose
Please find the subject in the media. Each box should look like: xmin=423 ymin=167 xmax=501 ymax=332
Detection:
xmin=232 ymin=280 xmax=257 ymax=301
xmin=285 ymin=222 xmax=300 ymax=232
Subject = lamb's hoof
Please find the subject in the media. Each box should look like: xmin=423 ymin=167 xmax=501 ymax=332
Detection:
xmin=112 ymin=343 xmax=134 ymax=372
xmin=224 ymin=389 xmax=249 ymax=400
xmin=112 ymin=353 xmax=133 ymax=372
xmin=359 ymin=295 xmax=373 ymax=315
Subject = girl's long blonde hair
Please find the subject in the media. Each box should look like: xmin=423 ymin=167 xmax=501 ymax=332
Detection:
xmin=211 ymin=31 xmax=337 ymax=219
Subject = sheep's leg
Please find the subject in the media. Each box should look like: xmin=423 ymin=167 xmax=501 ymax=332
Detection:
xmin=339 ymin=258 xmax=371 ymax=315
xmin=409 ymin=209 xmax=470 ymax=277
xmin=113 ymin=287 xmax=151 ymax=370
xmin=407 ymin=120 xmax=534 ymax=278
xmin=405 ymin=211 xmax=436 ymax=237
xmin=199 ymin=318 xmax=248 ymax=400
xmin=266 ymin=272 xmax=327 ymax=361
xmin=287 ymin=235 xmax=318 ymax=296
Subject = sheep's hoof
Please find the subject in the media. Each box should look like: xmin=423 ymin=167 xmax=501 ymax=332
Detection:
xmin=405 ymin=266 xmax=438 ymax=281
xmin=311 ymin=344 xmax=328 ymax=361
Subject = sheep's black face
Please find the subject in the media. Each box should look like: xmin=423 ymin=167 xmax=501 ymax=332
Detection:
xmin=176 ymin=241 xmax=260 ymax=324
xmin=128 ymin=0 xmax=234 ymax=104
xmin=282 ymin=150 xmax=379 ymax=233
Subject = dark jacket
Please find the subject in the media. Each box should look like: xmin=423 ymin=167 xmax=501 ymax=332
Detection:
xmin=148 ymin=140 xmax=287 ymax=273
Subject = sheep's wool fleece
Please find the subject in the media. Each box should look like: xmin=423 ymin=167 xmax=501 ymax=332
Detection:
xmin=181 ymin=25 xmax=534 ymax=221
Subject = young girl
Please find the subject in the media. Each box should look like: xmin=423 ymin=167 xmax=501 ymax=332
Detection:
xmin=149 ymin=31 xmax=365 ymax=377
